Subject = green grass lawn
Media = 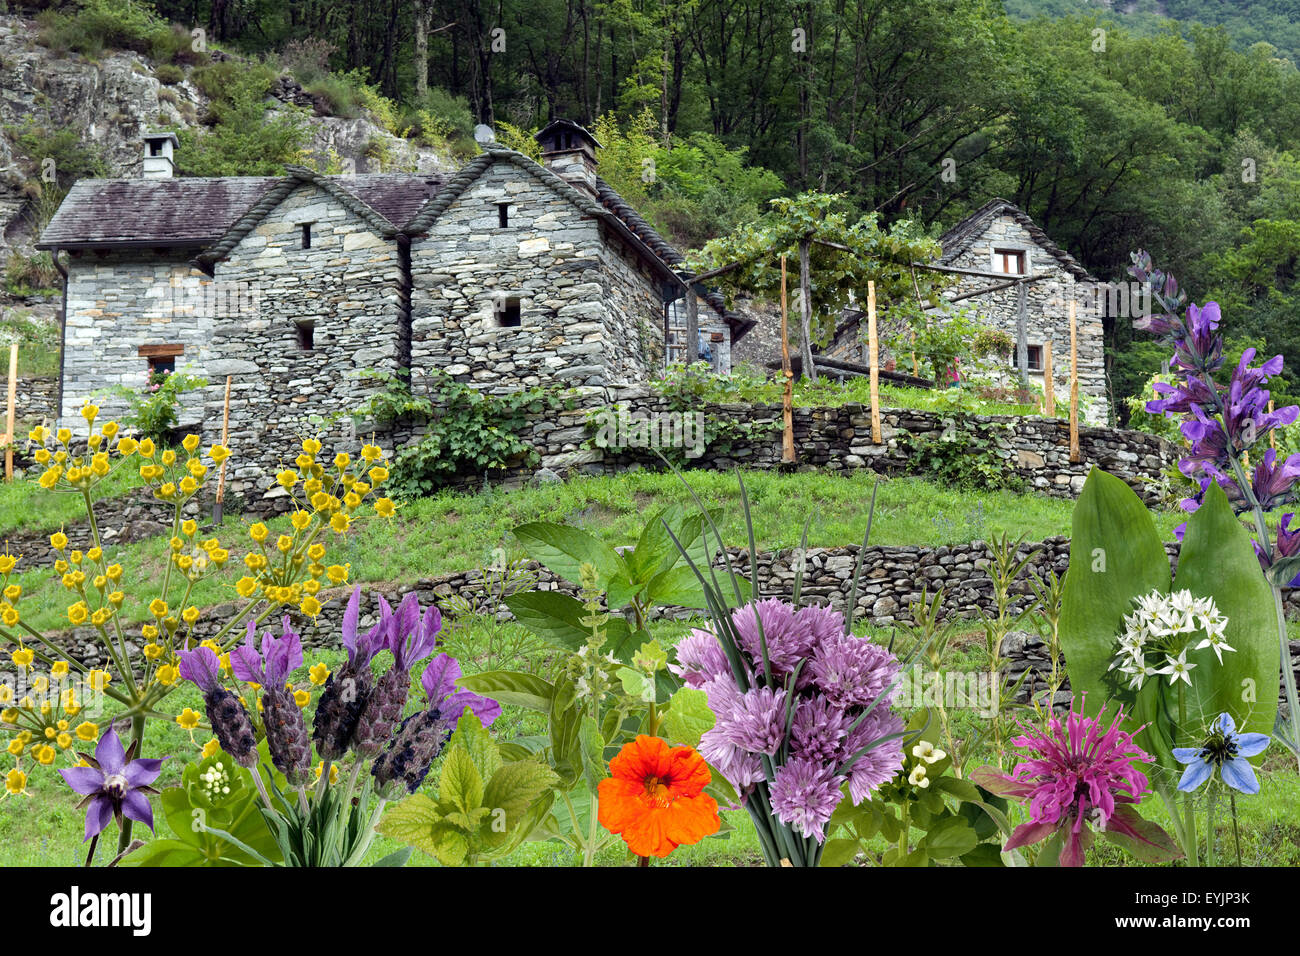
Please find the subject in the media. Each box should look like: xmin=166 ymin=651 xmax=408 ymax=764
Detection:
xmin=1 ymin=615 xmax=1292 ymax=868
xmin=0 ymin=468 xmax=1186 ymax=634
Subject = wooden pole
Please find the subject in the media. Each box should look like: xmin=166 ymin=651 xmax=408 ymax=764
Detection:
xmin=867 ymin=280 xmax=882 ymax=444
xmin=1043 ymin=339 xmax=1055 ymax=417
xmin=1015 ymin=280 xmax=1030 ymax=396
xmin=4 ymin=344 xmax=15 ymax=482
xmin=213 ymin=375 xmax=232 ymax=523
xmin=1069 ymin=302 xmax=1080 ymax=463
xmin=798 ymin=236 xmax=817 ymax=384
xmin=780 ymin=256 xmax=795 ymax=463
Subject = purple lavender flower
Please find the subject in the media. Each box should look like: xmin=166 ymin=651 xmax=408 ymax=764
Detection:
xmin=178 ymin=645 xmax=258 ymax=768
xmin=769 ymin=756 xmax=841 ymax=842
xmin=232 ymin=618 xmax=310 ymax=785
xmin=350 ymin=594 xmax=443 ymax=757
xmin=312 ymin=587 xmax=388 ymax=761
xmin=59 ymin=729 xmax=166 ymax=842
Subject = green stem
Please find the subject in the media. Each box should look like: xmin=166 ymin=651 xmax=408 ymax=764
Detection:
xmin=1205 ymin=785 xmax=1218 ymax=867
xmin=116 ymin=713 xmax=145 ymax=857
xmin=1178 ymin=685 xmax=1199 ymax=867
xmin=583 ymin=788 xmax=599 ymax=868
xmin=1230 ymin=792 xmax=1242 ymax=867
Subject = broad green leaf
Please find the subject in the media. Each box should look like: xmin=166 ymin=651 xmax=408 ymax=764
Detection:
xmin=1059 ymin=468 xmax=1171 ymax=720
xmin=369 ymin=848 xmax=412 ymax=867
xmin=662 ymin=687 xmax=716 ymax=748
xmin=1174 ymin=481 xmax=1279 ymax=749
xmin=959 ymin=843 xmax=1006 ymax=867
xmin=550 ymin=703 xmax=583 ymax=787
xmin=484 ymin=790 xmax=556 ymax=858
xmin=513 ymin=522 xmax=627 ymax=588
xmin=376 ymin=794 xmax=442 ymax=859
xmin=578 ymin=716 xmax=608 ymax=791
xmin=921 ymin=814 xmax=980 ymax=858
xmin=503 ymin=591 xmax=633 ymax=656
xmin=440 ymin=747 xmax=485 ymax=816
xmin=482 ymin=760 xmax=561 ymax=835
xmin=819 ymin=838 xmax=860 ymax=868
xmin=429 ymin=822 xmax=469 ymax=867
xmin=454 ymin=711 xmax=502 ymax=783
xmin=457 ymin=670 xmax=555 ymax=714
xmin=1101 ymin=804 xmax=1184 ymax=864
xmin=616 ymin=666 xmax=654 ymax=703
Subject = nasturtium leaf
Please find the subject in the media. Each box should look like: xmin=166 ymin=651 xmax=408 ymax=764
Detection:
xmin=662 ymin=687 xmax=716 ymax=748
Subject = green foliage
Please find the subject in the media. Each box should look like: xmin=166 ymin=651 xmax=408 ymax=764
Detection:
xmin=105 ymin=369 xmax=207 ymax=443
xmin=825 ymin=709 xmax=1014 ymax=867
xmin=356 ymin=371 xmax=566 ymax=499
xmin=306 ymin=69 xmax=400 ymax=131
xmin=3 ymin=253 xmax=60 ymax=297
xmin=376 ymin=711 xmax=558 ymax=866
xmin=6 ymin=119 xmax=108 ymax=188
xmin=129 ymin=752 xmax=281 ymax=867
xmin=1059 ymin=470 xmax=1278 ymax=800
xmin=897 ymin=419 xmax=1026 ymax=493
xmin=886 ymin=306 xmax=988 ymax=384
xmin=153 ymin=62 xmax=184 ymax=84
xmin=178 ymin=63 xmax=309 ymax=177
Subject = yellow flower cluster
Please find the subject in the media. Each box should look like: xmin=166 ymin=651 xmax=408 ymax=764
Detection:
xmin=0 ymin=658 xmax=101 ymax=781
xmin=234 ymin=439 xmax=394 ymax=619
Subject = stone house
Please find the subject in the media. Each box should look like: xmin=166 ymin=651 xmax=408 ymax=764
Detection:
xmin=36 ymin=122 xmax=752 ymax=500
xmin=815 ymin=198 xmax=1109 ymax=424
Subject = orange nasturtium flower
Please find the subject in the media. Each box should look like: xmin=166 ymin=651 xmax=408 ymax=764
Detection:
xmin=597 ymin=735 xmax=720 ymax=859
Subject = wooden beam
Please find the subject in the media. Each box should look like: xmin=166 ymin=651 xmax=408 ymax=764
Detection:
xmin=867 ymin=281 xmax=881 ymax=445
xmin=1043 ymin=339 xmax=1055 ymax=417
xmin=4 ymin=344 xmax=16 ymax=482
xmin=137 ymin=344 xmax=185 ymax=358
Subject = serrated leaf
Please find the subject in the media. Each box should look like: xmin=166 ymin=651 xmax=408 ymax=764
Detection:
xmin=454 ymin=711 xmax=502 ymax=782
xmin=483 ymin=759 xmax=561 ymax=834
xmin=376 ymin=794 xmax=442 ymax=859
xmin=440 ymin=748 xmax=485 ymax=816
xmin=430 ymin=822 xmax=469 ymax=867
xmin=457 ymin=670 xmax=556 ymax=714
xmin=513 ymin=522 xmax=627 ymax=588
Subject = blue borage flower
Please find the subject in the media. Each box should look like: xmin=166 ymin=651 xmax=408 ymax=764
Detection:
xmin=1173 ymin=712 xmax=1270 ymax=794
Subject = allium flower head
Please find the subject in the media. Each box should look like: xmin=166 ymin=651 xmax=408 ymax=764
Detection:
xmin=1174 ymin=712 xmax=1269 ymax=794
xmin=1112 ymin=588 xmax=1231 ymax=689
xmin=808 ymin=632 xmax=899 ymax=708
xmin=769 ymin=756 xmax=841 ymax=842
xmin=730 ymin=598 xmax=817 ymax=674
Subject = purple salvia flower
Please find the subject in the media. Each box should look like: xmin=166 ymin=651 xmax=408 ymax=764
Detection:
xmin=59 ymin=729 xmax=166 ymax=842
xmin=1252 ymin=449 xmax=1300 ymax=511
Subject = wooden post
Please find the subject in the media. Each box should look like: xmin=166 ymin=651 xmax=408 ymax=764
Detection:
xmin=798 ymin=236 xmax=817 ymax=383
xmin=3 ymin=344 xmax=15 ymax=482
xmin=213 ymin=375 xmax=232 ymax=523
xmin=780 ymin=257 xmax=796 ymax=463
xmin=1040 ymin=340 xmax=1054 ymax=415
xmin=684 ymin=279 xmax=700 ymax=364
xmin=1015 ymin=280 xmax=1030 ymax=396
xmin=867 ymin=280 xmax=882 ymax=444
xmin=1069 ymin=302 xmax=1080 ymax=463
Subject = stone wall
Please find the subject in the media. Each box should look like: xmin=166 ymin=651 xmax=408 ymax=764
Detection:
xmin=943 ymin=212 xmax=1109 ymax=424
xmin=59 ymin=251 xmax=214 ymax=427
xmin=206 ymin=181 xmax=405 ymax=501
xmin=1 ymin=375 xmax=58 ymax=429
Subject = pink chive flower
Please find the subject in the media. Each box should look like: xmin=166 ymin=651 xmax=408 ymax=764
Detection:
xmin=970 ymin=700 xmax=1177 ymax=866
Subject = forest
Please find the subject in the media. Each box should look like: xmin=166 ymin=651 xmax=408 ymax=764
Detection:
xmin=27 ymin=0 xmax=1300 ymax=419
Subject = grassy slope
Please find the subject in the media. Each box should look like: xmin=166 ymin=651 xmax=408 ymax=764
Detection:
xmin=1 ymin=469 xmax=1184 ymax=634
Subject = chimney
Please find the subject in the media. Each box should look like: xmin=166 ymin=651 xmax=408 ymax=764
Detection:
xmin=534 ymin=120 xmax=601 ymax=197
xmin=142 ymin=131 xmax=178 ymax=179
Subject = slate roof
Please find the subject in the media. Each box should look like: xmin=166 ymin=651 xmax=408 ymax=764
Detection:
xmin=937 ymin=198 xmax=1095 ymax=282
xmin=37 ymin=171 xmax=441 ymax=251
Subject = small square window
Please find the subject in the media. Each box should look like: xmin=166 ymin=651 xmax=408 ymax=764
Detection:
xmin=148 ymin=355 xmax=175 ymax=377
xmin=1013 ymin=344 xmax=1044 ymax=372
xmin=993 ymin=249 xmax=1024 ymax=275
xmin=296 ymin=321 xmax=315 ymax=350
xmin=301 ymin=223 xmax=312 ymax=249
xmin=495 ymin=296 xmax=521 ymax=327
xmin=498 ymin=203 xmax=510 ymax=228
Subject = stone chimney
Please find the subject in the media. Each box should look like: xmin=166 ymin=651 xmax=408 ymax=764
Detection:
xmin=142 ymin=131 xmax=178 ymax=179
xmin=534 ymin=120 xmax=601 ymax=197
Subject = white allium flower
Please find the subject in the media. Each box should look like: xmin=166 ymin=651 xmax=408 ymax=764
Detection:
xmin=1112 ymin=589 xmax=1229 ymax=688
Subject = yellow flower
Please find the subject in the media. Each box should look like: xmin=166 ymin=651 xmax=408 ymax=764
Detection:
xmin=243 ymin=553 xmax=267 ymax=572
xmin=307 ymin=543 xmax=326 ymax=562
xmin=158 ymin=482 xmax=177 ymax=500
xmin=209 ymin=445 xmax=231 ymax=464
xmin=105 ymin=563 xmax=123 ymax=582
xmin=361 ymin=444 xmax=383 ymax=462
xmin=0 ymin=555 xmax=16 ymax=575
xmin=314 ymin=761 xmax=341 ymax=784
xmin=53 ymin=560 xmax=68 ymax=574
xmin=34 ymin=744 xmax=55 ymax=765
xmin=326 ymin=564 xmax=349 ymax=585
xmin=302 ymin=438 xmax=322 ymax=456
xmin=276 ymin=469 xmax=298 ymax=489
xmin=0 ymin=708 xmax=18 ymax=724
xmin=10 ymin=648 xmax=33 ymax=669
xmin=330 ymin=513 xmax=350 ymax=534
xmin=2 ymin=584 xmax=18 ymax=603
xmin=67 ymin=603 xmax=89 ymax=626
xmin=5 ymin=740 xmax=22 ymax=756
xmin=293 ymin=689 xmax=310 ymax=708
xmin=187 ymin=460 xmax=207 ymax=480
xmin=235 ymin=576 xmax=259 ymax=599
xmin=56 ymin=732 xmax=72 ymax=749
xmin=155 ymin=664 xmax=179 ymax=686
xmin=343 ymin=492 xmax=361 ymax=509
xmin=0 ymin=606 xmax=17 ymax=628
xmin=4 ymin=768 xmax=27 ymax=797
xmin=149 ymin=599 xmax=169 ymax=618
xmin=116 ymin=436 xmax=138 ymax=456
xmin=0 ymin=687 xmax=10 ymax=705
xmin=50 ymin=531 xmax=68 ymax=551
xmin=176 ymin=708 xmax=201 ymax=730
xmin=138 ymin=437 xmax=155 ymax=458
xmin=28 ymin=425 xmax=46 ymax=444
xmin=33 ymin=448 xmax=50 ymax=464
xmin=309 ymin=662 xmax=330 ymax=686
xmin=276 ymin=534 xmax=294 ymax=554
xmin=108 ymin=590 xmax=124 ymax=608
xmin=51 ymin=661 xmax=69 ymax=678
xmin=181 ymin=519 xmax=198 ymax=538
xmin=141 ymin=623 xmax=159 ymax=641
xmin=44 ymin=726 xmax=56 ymax=739
xmin=301 ymin=579 xmax=321 ymax=596
xmin=300 ymin=595 xmax=322 ymax=617
xmin=38 ymin=466 xmax=61 ymax=489
xmin=31 ymin=676 xmax=48 ymax=694
xmin=182 ymin=434 xmax=201 ymax=453
xmin=374 ymin=497 xmax=396 ymax=518
xmin=75 ymin=721 xmax=98 ymax=741
xmin=87 ymin=670 xmax=111 ymax=690
xmin=143 ymin=643 xmax=163 ymax=660
xmin=80 ymin=402 xmax=99 ymax=423
xmin=201 ymin=737 xmax=220 ymax=759
xmin=182 ymin=606 xmax=200 ymax=624
xmin=368 ymin=466 xmax=389 ymax=485
xmin=249 ymin=523 xmax=269 ymax=544
xmin=179 ymin=476 xmax=198 ymax=496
